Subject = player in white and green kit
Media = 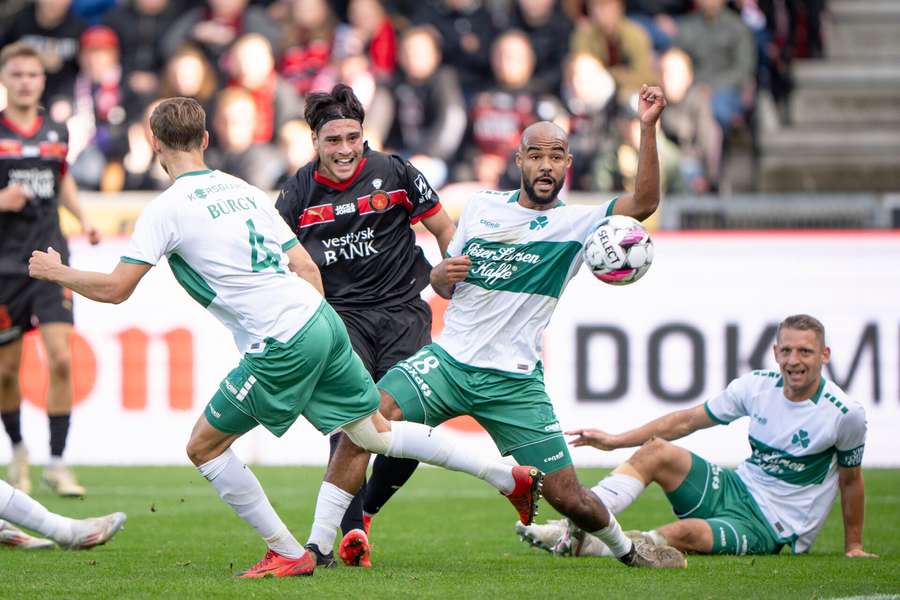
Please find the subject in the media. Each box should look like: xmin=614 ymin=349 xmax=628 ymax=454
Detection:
xmin=369 ymin=86 xmax=686 ymax=569
xmin=520 ymin=314 xmax=877 ymax=558
xmin=27 ymin=97 xmax=547 ymax=578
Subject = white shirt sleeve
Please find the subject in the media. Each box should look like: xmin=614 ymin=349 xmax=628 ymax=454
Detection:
xmin=123 ymin=199 xmax=179 ymax=266
xmin=572 ymin=198 xmax=618 ymax=251
xmin=835 ymin=405 xmax=867 ymax=467
xmin=705 ymin=373 xmax=754 ymax=424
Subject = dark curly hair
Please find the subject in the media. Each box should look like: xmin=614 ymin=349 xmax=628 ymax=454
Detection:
xmin=304 ymin=83 xmax=365 ymax=133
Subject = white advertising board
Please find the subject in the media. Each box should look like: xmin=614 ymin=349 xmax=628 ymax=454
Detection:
xmin=4 ymin=231 xmax=899 ymax=468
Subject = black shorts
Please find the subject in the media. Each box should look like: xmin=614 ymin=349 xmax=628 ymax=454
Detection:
xmin=0 ymin=276 xmax=73 ymax=346
xmin=337 ymin=297 xmax=432 ymax=380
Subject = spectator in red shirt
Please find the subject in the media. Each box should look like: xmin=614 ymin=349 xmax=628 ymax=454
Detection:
xmin=347 ymin=0 xmax=396 ymax=82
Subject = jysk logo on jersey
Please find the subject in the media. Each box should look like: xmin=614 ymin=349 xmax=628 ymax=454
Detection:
xmin=8 ymin=168 xmax=55 ymax=199
xmin=413 ymin=173 xmax=433 ymax=203
xmin=321 ymin=227 xmax=378 ymax=265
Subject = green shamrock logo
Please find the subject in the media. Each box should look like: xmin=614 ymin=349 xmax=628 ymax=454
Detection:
xmin=195 ymin=188 xmax=207 ymax=199
xmin=529 ymin=216 xmax=548 ymax=230
xmin=791 ymin=429 xmax=810 ymax=449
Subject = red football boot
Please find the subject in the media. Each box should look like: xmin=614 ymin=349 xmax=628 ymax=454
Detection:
xmin=237 ymin=549 xmax=315 ymax=578
xmin=338 ymin=528 xmax=372 ymax=568
xmin=504 ymin=466 xmax=544 ymax=525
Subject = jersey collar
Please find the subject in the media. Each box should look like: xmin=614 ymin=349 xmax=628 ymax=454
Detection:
xmin=776 ymin=375 xmax=826 ymax=404
xmin=175 ymin=169 xmax=212 ymax=180
xmin=1 ymin=112 xmax=43 ymax=139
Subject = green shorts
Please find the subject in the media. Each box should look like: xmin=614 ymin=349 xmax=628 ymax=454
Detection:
xmin=205 ymin=302 xmax=380 ymax=437
xmin=378 ymin=343 xmax=571 ymax=473
xmin=666 ymin=453 xmax=785 ymax=555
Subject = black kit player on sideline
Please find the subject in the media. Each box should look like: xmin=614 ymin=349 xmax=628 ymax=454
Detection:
xmin=0 ymin=42 xmax=100 ymax=498
xmin=276 ymin=84 xmax=458 ymax=566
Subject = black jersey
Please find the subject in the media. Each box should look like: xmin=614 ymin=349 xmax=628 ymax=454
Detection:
xmin=0 ymin=112 xmax=70 ymax=277
xmin=276 ymin=144 xmax=441 ymax=310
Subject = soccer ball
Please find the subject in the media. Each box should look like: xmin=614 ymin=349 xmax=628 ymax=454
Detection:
xmin=584 ymin=215 xmax=654 ymax=285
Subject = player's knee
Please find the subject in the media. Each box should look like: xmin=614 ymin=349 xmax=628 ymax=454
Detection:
xmin=0 ymin=367 xmax=17 ymax=394
xmin=185 ymin=437 xmax=212 ymax=466
xmin=633 ymin=437 xmax=674 ymax=467
xmin=47 ymin=352 xmax=72 ymax=382
xmin=378 ymin=389 xmax=405 ymax=421
xmin=343 ymin=414 xmax=391 ymax=455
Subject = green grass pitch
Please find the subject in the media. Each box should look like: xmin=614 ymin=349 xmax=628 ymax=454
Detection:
xmin=2 ymin=466 xmax=898 ymax=599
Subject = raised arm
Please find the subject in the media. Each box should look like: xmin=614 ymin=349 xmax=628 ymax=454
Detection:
xmin=285 ymin=242 xmax=324 ymax=296
xmin=612 ymin=85 xmax=666 ymax=222
xmin=838 ymin=466 xmax=877 ymax=558
xmin=567 ymin=403 xmax=715 ymax=451
xmin=29 ymin=247 xmax=150 ymax=304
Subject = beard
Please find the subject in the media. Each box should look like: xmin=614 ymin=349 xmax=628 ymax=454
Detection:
xmin=522 ymin=173 xmax=564 ymax=205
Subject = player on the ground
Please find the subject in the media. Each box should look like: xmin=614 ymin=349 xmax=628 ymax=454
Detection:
xmin=0 ymin=42 xmax=99 ymax=498
xmin=0 ymin=478 xmax=125 ymax=549
xmin=27 ymin=97 xmax=542 ymax=578
xmin=519 ymin=314 xmax=877 ymax=559
xmin=276 ymin=84 xmax=456 ymax=566
xmin=325 ymin=86 xmax=686 ymax=569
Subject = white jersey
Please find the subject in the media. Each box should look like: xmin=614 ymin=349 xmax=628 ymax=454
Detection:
xmin=123 ymin=169 xmax=322 ymax=354
xmin=705 ymin=370 xmax=867 ymax=553
xmin=437 ymin=189 xmax=615 ymax=374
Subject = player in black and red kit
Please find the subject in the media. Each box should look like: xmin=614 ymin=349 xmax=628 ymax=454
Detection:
xmin=276 ymin=84 xmax=457 ymax=567
xmin=0 ymin=42 xmax=99 ymax=497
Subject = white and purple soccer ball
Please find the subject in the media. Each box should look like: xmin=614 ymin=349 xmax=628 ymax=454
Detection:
xmin=584 ymin=215 xmax=654 ymax=285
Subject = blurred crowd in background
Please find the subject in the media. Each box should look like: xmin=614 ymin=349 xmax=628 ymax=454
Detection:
xmin=0 ymin=0 xmax=826 ymax=195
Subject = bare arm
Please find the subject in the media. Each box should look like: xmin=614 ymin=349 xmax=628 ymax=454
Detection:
xmin=420 ymin=207 xmax=455 ymax=257
xmin=58 ymin=173 xmax=100 ymax=244
xmin=0 ymin=183 xmax=30 ymax=212
xmin=285 ymin=242 xmax=323 ymax=296
xmin=838 ymin=466 xmax=877 ymax=558
xmin=429 ymin=256 xmax=471 ymax=299
xmin=566 ymin=403 xmax=715 ymax=451
xmin=613 ymin=85 xmax=667 ymax=222
xmin=29 ymin=247 xmax=150 ymax=304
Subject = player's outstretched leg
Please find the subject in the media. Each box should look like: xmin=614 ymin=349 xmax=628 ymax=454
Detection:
xmin=539 ymin=466 xmax=685 ymax=569
xmin=187 ymin=415 xmax=313 ymax=578
xmin=306 ymin=413 xmax=543 ymax=566
xmin=0 ymin=479 xmax=126 ymax=549
xmin=0 ymin=519 xmax=54 ymax=549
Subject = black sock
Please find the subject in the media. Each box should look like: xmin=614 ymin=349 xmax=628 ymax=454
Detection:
xmin=48 ymin=413 xmax=71 ymax=458
xmin=362 ymin=455 xmax=419 ymax=516
xmin=329 ymin=432 xmax=367 ymax=534
xmin=1 ymin=409 xmax=22 ymax=445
